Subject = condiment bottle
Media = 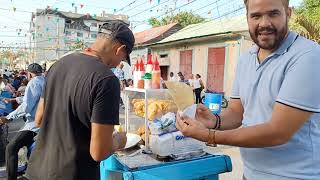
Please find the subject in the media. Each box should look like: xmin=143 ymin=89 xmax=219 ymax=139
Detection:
xmin=138 ymin=59 xmax=145 ymax=89
xmin=146 ymin=54 xmax=153 ymax=74
xmin=151 ymin=56 xmax=161 ymax=89
xmin=133 ymin=60 xmax=140 ymax=88
xmin=144 ymin=73 xmax=152 ymax=89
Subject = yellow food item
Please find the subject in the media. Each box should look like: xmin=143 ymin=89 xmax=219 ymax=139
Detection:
xmin=147 ymin=102 xmax=161 ymax=121
xmin=137 ymin=125 xmax=146 ymax=136
xmin=136 ymin=125 xmax=150 ymax=144
xmin=132 ymin=99 xmax=143 ymax=105
xmin=157 ymin=100 xmax=178 ymax=112
xmin=114 ymin=124 xmax=124 ymax=132
xmin=133 ymin=101 xmax=145 ymax=111
xmin=131 ymin=99 xmax=178 ymax=120
xmin=135 ymin=110 xmax=145 ymax=117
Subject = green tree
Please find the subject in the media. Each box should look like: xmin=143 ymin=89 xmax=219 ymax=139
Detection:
xmin=16 ymin=49 xmax=28 ymax=59
xmin=69 ymin=40 xmax=85 ymax=51
xmin=290 ymin=0 xmax=320 ymax=43
xmin=0 ymin=50 xmax=13 ymax=64
xmin=297 ymin=0 xmax=320 ymax=20
xmin=0 ymin=50 xmax=13 ymax=59
xmin=148 ymin=11 xmax=205 ymax=28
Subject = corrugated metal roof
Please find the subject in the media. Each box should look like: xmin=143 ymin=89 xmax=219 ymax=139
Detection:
xmin=157 ymin=16 xmax=248 ymax=44
xmin=134 ymin=23 xmax=182 ymax=45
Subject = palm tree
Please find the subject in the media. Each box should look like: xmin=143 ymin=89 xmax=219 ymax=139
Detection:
xmin=290 ymin=13 xmax=320 ymax=43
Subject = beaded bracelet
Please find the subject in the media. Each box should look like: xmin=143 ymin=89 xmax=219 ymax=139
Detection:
xmin=212 ymin=116 xmax=219 ymax=129
xmin=214 ymin=114 xmax=221 ymax=130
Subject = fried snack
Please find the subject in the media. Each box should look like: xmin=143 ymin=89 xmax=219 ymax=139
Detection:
xmin=132 ymin=99 xmax=178 ymax=120
xmin=147 ymin=102 xmax=160 ymax=121
xmin=134 ymin=109 xmax=145 ymax=118
xmin=136 ymin=125 xmax=150 ymax=143
xmin=114 ymin=125 xmax=124 ymax=133
xmin=137 ymin=125 xmax=146 ymax=136
xmin=132 ymin=99 xmax=145 ymax=117
xmin=158 ymin=100 xmax=178 ymax=113
xmin=132 ymin=99 xmax=143 ymax=105
xmin=133 ymin=101 xmax=144 ymax=111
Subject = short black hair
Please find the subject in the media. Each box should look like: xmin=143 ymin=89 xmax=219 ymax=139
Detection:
xmin=244 ymin=0 xmax=289 ymax=9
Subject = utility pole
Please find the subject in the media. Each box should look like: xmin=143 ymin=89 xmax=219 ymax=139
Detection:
xmin=56 ymin=18 xmax=60 ymax=60
xmin=29 ymin=33 xmax=32 ymax=65
xmin=29 ymin=13 xmax=33 ymax=65
xmin=171 ymin=0 xmax=178 ymax=16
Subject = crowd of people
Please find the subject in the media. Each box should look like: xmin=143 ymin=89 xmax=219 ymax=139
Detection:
xmin=0 ymin=64 xmax=45 ymax=180
xmin=0 ymin=70 xmax=29 ymax=100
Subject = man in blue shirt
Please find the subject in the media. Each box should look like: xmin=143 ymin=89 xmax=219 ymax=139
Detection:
xmin=175 ymin=0 xmax=320 ymax=179
xmin=113 ymin=63 xmax=126 ymax=107
xmin=0 ymin=63 xmax=45 ymax=180
xmin=113 ymin=62 xmax=125 ymax=82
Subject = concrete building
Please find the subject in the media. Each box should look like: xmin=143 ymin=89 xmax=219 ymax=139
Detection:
xmin=30 ymin=8 xmax=128 ymax=63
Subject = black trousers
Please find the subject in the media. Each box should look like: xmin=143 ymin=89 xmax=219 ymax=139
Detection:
xmin=194 ymin=88 xmax=202 ymax=104
xmin=0 ymin=124 xmax=9 ymax=166
xmin=6 ymin=130 xmax=37 ymax=180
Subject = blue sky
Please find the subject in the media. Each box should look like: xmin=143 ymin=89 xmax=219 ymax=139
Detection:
xmin=0 ymin=0 xmax=303 ymax=48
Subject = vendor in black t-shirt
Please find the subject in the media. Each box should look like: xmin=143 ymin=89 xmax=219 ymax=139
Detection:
xmin=25 ymin=20 xmax=135 ymax=180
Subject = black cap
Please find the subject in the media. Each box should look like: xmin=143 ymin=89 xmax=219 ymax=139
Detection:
xmin=27 ymin=63 xmax=43 ymax=74
xmin=99 ymin=20 xmax=135 ymax=65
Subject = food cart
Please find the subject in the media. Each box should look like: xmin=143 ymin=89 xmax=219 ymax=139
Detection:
xmin=100 ymin=88 xmax=232 ymax=180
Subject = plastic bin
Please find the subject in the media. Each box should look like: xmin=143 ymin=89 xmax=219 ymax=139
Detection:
xmin=204 ymin=93 xmax=222 ymax=115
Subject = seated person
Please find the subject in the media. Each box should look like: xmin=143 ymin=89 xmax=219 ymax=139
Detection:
xmin=2 ymin=79 xmax=16 ymax=95
xmin=16 ymin=79 xmax=28 ymax=97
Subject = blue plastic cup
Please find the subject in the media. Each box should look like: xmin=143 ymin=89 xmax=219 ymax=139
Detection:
xmin=204 ymin=93 xmax=222 ymax=115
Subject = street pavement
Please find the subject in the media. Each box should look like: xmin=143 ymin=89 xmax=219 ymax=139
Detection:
xmin=0 ymin=118 xmax=26 ymax=180
xmin=214 ymin=146 xmax=243 ymax=180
